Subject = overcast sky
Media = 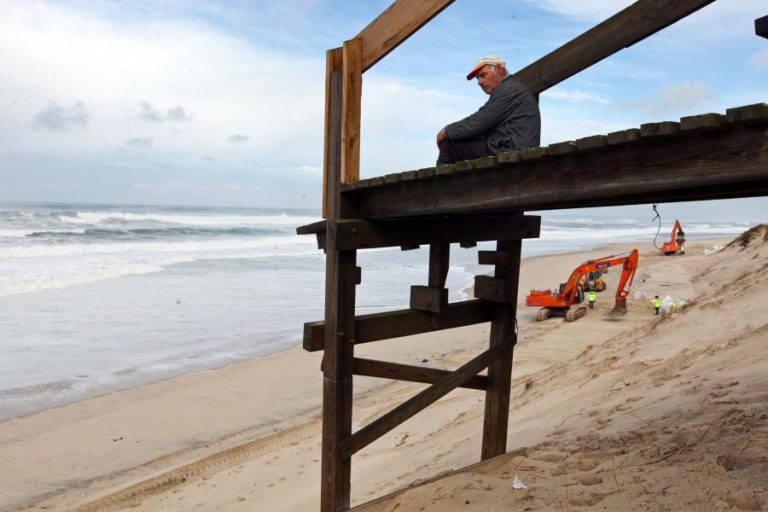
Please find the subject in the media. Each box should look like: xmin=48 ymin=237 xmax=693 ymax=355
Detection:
xmin=1 ymin=0 xmax=767 ymax=218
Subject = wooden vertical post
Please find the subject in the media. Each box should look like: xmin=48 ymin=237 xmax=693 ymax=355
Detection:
xmin=341 ymin=38 xmax=363 ymax=183
xmin=428 ymin=243 xmax=450 ymax=288
xmin=321 ymin=47 xmax=357 ymax=512
xmin=481 ymin=237 xmax=522 ymax=460
xmin=322 ymin=49 xmax=343 ymax=218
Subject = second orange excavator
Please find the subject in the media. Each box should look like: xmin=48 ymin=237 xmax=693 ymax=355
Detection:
xmin=660 ymin=219 xmax=686 ymax=255
xmin=526 ymin=249 xmax=639 ymax=322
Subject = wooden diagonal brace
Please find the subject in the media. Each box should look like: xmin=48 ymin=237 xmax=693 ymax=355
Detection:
xmin=339 ymin=343 xmax=505 ymax=458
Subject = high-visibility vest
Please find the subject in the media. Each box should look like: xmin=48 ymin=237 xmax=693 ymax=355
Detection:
xmin=652 ymin=298 xmax=661 ymax=308
xmin=587 ymin=292 xmax=597 ymax=302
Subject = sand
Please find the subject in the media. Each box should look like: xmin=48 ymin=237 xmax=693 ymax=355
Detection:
xmin=2 ymin=230 xmax=766 ymax=512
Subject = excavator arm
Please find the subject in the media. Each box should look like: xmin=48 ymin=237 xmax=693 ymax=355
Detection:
xmin=526 ymin=249 xmax=639 ymax=318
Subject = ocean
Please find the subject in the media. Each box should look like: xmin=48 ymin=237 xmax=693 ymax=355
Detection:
xmin=0 ymin=202 xmax=753 ymax=420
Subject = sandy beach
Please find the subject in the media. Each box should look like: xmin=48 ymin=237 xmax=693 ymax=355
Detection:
xmin=2 ymin=229 xmax=767 ymax=512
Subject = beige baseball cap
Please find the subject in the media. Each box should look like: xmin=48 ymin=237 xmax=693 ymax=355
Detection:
xmin=466 ymin=55 xmax=506 ymax=80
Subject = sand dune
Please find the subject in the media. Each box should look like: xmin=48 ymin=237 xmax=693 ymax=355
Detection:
xmin=2 ymin=229 xmax=766 ymax=512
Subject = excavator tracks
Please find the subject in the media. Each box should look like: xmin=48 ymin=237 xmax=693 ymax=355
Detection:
xmin=564 ymin=306 xmax=587 ymax=322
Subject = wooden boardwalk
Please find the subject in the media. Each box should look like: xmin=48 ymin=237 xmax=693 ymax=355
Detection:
xmin=300 ymin=1 xmax=767 ymax=510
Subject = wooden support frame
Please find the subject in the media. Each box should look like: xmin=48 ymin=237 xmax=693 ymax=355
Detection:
xmin=339 ymin=343 xmax=506 ymax=459
xmin=309 ymin=1 xmax=733 ymax=510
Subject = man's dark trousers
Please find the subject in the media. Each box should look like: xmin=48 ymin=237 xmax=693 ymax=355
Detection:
xmin=437 ymin=137 xmax=490 ymax=165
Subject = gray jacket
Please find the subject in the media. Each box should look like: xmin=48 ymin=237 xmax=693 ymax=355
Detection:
xmin=444 ymin=75 xmax=541 ymax=153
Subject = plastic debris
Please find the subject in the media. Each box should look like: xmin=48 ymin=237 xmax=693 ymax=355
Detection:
xmin=658 ymin=295 xmax=688 ymax=313
xmin=512 ymin=475 xmax=527 ymax=489
xmin=704 ymin=245 xmax=724 ymax=255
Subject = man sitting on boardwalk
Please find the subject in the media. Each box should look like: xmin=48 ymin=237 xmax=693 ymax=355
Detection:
xmin=436 ymin=55 xmax=541 ymax=165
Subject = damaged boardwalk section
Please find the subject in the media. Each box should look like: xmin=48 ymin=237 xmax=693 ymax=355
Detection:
xmin=300 ymin=1 xmax=767 ymax=510
xmin=299 ymin=102 xmax=768 ymax=511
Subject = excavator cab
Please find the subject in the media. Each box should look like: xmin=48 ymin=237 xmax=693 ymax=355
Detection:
xmin=661 ymin=220 xmax=686 ymax=255
xmin=582 ymin=270 xmax=607 ymax=291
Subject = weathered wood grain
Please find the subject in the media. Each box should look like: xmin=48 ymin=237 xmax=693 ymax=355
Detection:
xmin=355 ymin=0 xmax=455 ymax=72
xmin=353 ymin=358 xmax=488 ymax=390
xmin=303 ymin=299 xmax=495 ymax=352
xmin=514 ymin=0 xmax=716 ymax=94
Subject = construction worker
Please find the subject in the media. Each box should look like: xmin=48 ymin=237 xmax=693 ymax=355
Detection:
xmin=587 ymin=290 xmax=597 ymax=309
xmin=679 ymin=244 xmax=685 ymax=255
xmin=651 ymin=295 xmax=662 ymax=315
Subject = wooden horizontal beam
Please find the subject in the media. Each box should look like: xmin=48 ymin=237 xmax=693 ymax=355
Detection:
xmin=355 ymin=0 xmax=455 ymax=72
xmin=303 ymin=299 xmax=494 ymax=352
xmin=478 ymin=250 xmax=512 ymax=266
xmin=347 ymin=123 xmax=768 ymax=218
xmin=353 ymin=357 xmax=488 ymax=390
xmin=514 ymin=0 xmax=716 ymax=94
xmin=757 ymin=15 xmax=768 ymax=38
xmin=474 ymin=275 xmax=517 ymax=304
xmin=317 ymin=215 xmax=540 ymax=250
xmin=339 ymin=344 xmax=504 ymax=458
xmin=409 ymin=285 xmax=448 ymax=312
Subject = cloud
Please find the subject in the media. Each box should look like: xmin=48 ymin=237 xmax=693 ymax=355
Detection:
xmin=527 ymin=0 xmax=633 ymax=22
xmin=138 ymin=102 xmax=163 ymax=122
xmin=32 ymin=101 xmax=89 ymax=131
xmin=125 ymin=137 xmax=153 ymax=149
xmin=542 ymin=89 xmax=610 ymax=104
xmin=621 ymin=81 xmax=715 ymax=118
xmin=0 ymin=1 xmax=324 ymax=160
xmin=165 ymin=105 xmax=192 ymax=122
xmin=202 ymin=155 xmax=216 ymax=162
xmin=282 ymin=165 xmax=322 ymax=176
xmin=227 ymin=134 xmax=250 ymax=142
xmin=138 ymin=102 xmax=192 ymax=122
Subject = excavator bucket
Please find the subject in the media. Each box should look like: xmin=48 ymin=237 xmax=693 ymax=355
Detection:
xmin=608 ymin=297 xmax=628 ymax=316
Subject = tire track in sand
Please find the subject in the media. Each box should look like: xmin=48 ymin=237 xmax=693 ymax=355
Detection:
xmin=65 ymin=417 xmax=321 ymax=512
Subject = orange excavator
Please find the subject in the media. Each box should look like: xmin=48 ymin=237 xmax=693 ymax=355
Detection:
xmin=526 ymin=249 xmax=639 ymax=322
xmin=660 ymin=219 xmax=686 ymax=255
